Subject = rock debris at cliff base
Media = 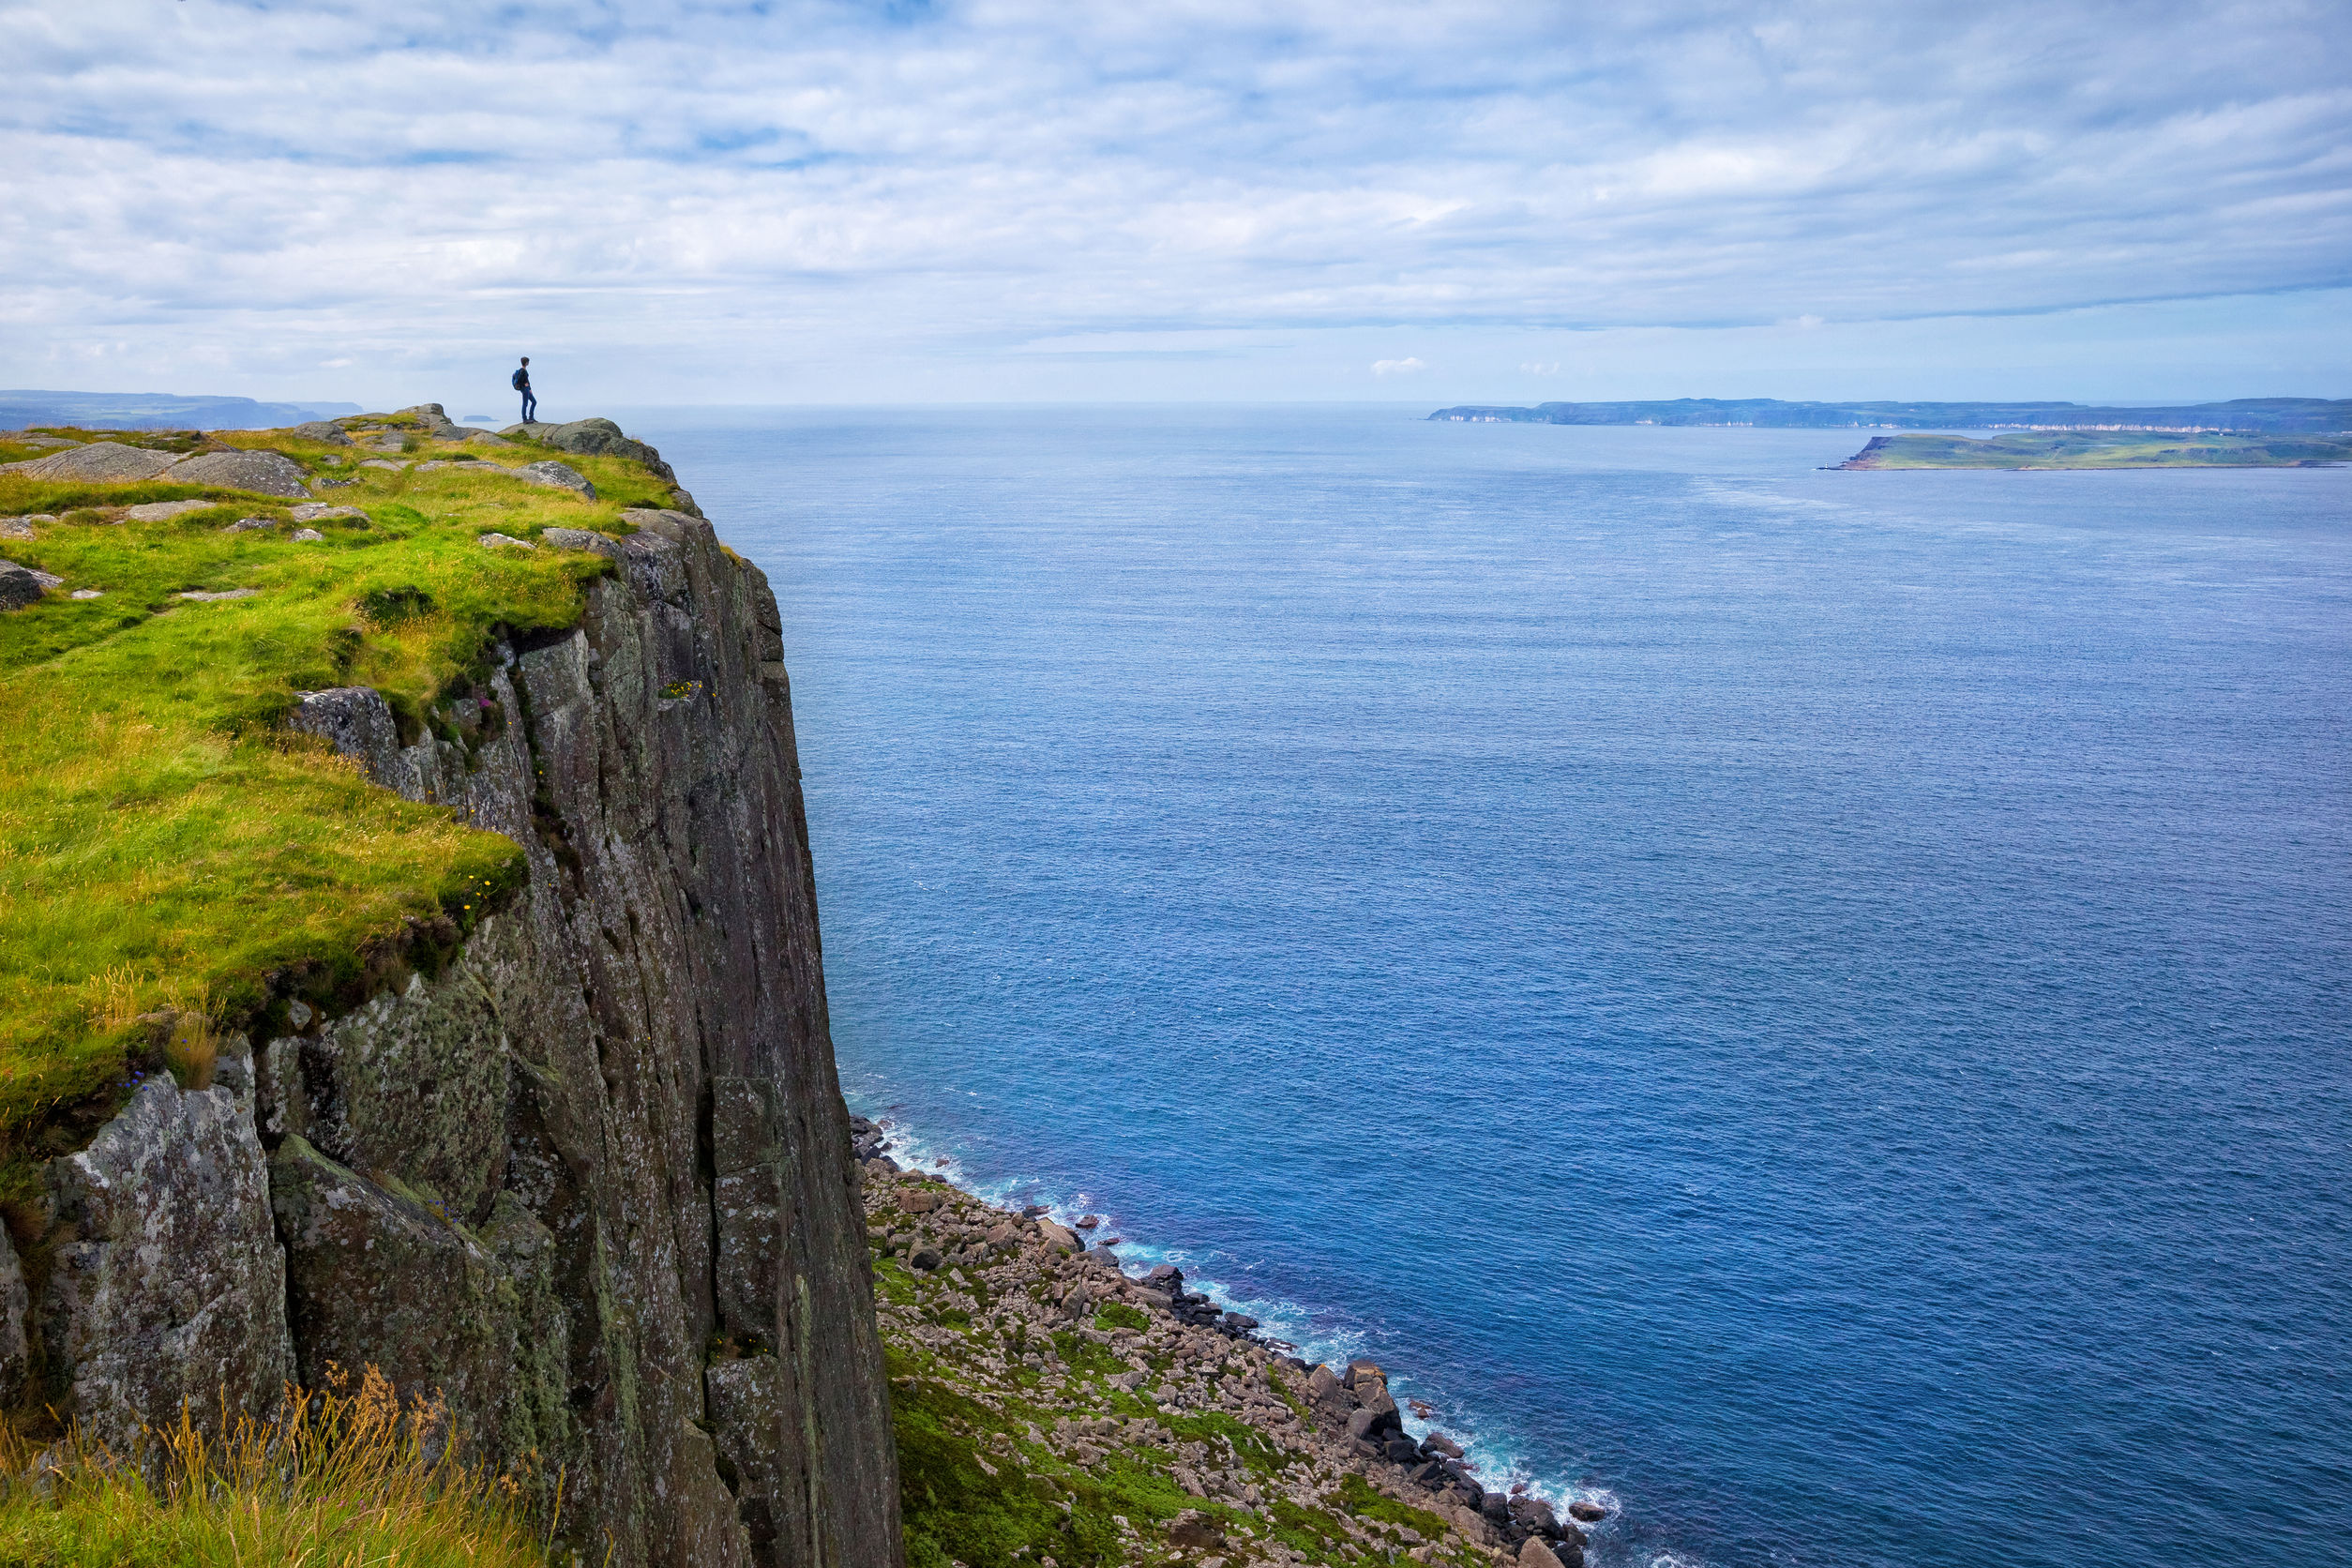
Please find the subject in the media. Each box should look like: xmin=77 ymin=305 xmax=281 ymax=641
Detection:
xmin=857 ymin=1157 xmax=1599 ymax=1568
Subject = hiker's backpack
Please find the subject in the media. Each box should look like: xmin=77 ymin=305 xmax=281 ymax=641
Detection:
xmin=511 ymin=368 xmax=528 ymax=390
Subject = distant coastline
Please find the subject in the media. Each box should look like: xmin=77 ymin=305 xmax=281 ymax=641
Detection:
xmin=1425 ymin=397 xmax=2352 ymax=433
xmin=0 ymin=388 xmax=362 ymax=431
xmin=1832 ymin=430 xmax=2352 ymax=469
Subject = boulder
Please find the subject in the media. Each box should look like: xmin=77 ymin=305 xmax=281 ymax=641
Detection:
xmin=1354 ymin=1380 xmax=1400 ymax=1426
xmin=168 ymin=449 xmax=310 ymax=498
xmin=1481 ymin=1493 xmax=1513 ymax=1528
xmin=1382 ymin=1434 xmax=1423 ymax=1463
xmin=222 ymin=517 xmax=274 ymax=534
xmin=398 ymin=403 xmax=467 ymax=438
xmin=289 ymin=504 xmax=364 ymax=522
xmin=533 ymin=417 xmax=679 ymax=484
xmin=0 ymin=515 xmax=53 ymax=538
xmin=0 ymin=562 xmax=44 ymax=611
xmin=1035 ymin=1219 xmax=1079 ymax=1251
xmin=1 ymin=441 xmax=182 ymax=481
xmin=907 ymin=1246 xmax=943 ymax=1272
xmin=290 ymin=421 xmax=351 ymax=445
xmin=176 ymin=587 xmax=259 ymax=602
xmin=1168 ymin=1511 xmax=1226 ymax=1550
xmin=42 ymin=1074 xmax=293 ymax=1451
xmin=896 ymin=1189 xmax=942 ymax=1214
xmin=516 ymin=460 xmax=596 ymax=499
xmin=542 ymin=526 xmax=623 ymax=559
xmin=290 ymin=528 xmax=325 ymax=542
xmin=1344 ymin=1357 xmax=1384 ymax=1387
xmin=1511 ymin=1496 xmax=1559 ymax=1535
xmin=1567 ymin=1501 xmax=1607 ymax=1523
xmin=1347 ymin=1404 xmax=1402 ymax=1441
xmin=1421 ymin=1432 xmax=1465 ymax=1458
xmin=123 ymin=499 xmax=215 ymax=522
xmin=1517 ymin=1539 xmax=1563 ymax=1568
xmin=477 ymin=533 xmax=535 ymax=550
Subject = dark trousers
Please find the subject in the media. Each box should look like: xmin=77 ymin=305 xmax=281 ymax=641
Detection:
xmin=520 ymin=388 xmax=537 ymax=422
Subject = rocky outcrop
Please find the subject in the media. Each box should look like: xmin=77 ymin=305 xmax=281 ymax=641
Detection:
xmin=532 ymin=417 xmax=680 ymax=486
xmin=6 ymin=447 xmax=900 ymax=1568
xmin=166 ymin=448 xmax=309 ymax=497
xmin=37 ymin=1065 xmax=294 ymax=1455
xmin=0 ymin=441 xmax=182 ymax=481
xmin=517 ymin=459 xmax=596 ymax=498
xmin=502 ymin=418 xmax=700 ymax=512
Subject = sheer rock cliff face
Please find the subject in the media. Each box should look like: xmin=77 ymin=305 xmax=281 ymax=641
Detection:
xmin=21 ymin=507 xmax=900 ymax=1568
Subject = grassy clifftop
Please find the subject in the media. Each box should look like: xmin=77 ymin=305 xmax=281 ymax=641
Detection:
xmin=0 ymin=410 xmax=679 ymax=1146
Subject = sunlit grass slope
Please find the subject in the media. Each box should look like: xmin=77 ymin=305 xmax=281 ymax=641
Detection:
xmin=0 ymin=1364 xmax=548 ymax=1567
xmin=0 ymin=415 xmax=675 ymax=1139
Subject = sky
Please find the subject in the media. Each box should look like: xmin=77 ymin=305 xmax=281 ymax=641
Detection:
xmin=3 ymin=0 xmax=2348 ymax=408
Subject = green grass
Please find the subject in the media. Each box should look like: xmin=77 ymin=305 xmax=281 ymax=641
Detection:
xmin=0 ymin=1364 xmax=549 ymax=1566
xmin=1093 ymin=1301 xmax=1150 ymax=1334
xmin=0 ymin=420 xmax=679 ymax=1143
xmin=1840 ymin=430 xmax=2352 ymax=469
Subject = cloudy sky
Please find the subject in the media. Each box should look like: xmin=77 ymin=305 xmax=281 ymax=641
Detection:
xmin=5 ymin=0 xmax=2348 ymax=406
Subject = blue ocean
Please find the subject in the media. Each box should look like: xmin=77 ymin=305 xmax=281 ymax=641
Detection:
xmin=623 ymin=405 xmax=2351 ymax=1568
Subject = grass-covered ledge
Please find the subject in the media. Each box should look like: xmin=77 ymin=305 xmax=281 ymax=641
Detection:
xmin=0 ymin=415 xmax=680 ymax=1148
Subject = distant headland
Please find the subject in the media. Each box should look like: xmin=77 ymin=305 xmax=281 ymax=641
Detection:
xmin=1425 ymin=398 xmax=2352 ymax=434
xmin=1832 ymin=430 xmax=2352 ymax=469
xmin=0 ymin=388 xmax=362 ymax=431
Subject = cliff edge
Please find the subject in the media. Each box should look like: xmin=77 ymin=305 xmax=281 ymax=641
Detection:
xmin=0 ymin=411 xmax=900 ymax=1568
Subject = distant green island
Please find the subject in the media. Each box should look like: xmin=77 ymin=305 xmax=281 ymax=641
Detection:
xmin=1835 ymin=430 xmax=2352 ymax=469
xmin=1425 ymin=397 xmax=2352 ymax=433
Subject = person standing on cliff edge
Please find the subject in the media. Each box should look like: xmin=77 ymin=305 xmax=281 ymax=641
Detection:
xmin=512 ymin=356 xmax=536 ymax=424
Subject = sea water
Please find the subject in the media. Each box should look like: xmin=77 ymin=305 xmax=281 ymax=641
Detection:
xmin=619 ymin=405 xmax=2351 ymax=1568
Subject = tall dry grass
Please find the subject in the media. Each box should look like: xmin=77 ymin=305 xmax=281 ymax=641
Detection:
xmin=0 ymin=1364 xmax=560 ymax=1566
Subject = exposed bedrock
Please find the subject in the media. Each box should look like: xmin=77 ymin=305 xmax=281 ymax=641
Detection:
xmin=7 ymin=495 xmax=898 ymax=1568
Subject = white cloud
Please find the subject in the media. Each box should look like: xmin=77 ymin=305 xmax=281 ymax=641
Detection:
xmin=1372 ymin=357 xmax=1430 ymax=377
xmin=0 ymin=0 xmax=2344 ymax=402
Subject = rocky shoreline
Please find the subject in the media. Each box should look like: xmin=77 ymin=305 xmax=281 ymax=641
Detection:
xmin=852 ymin=1118 xmax=1607 ymax=1568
